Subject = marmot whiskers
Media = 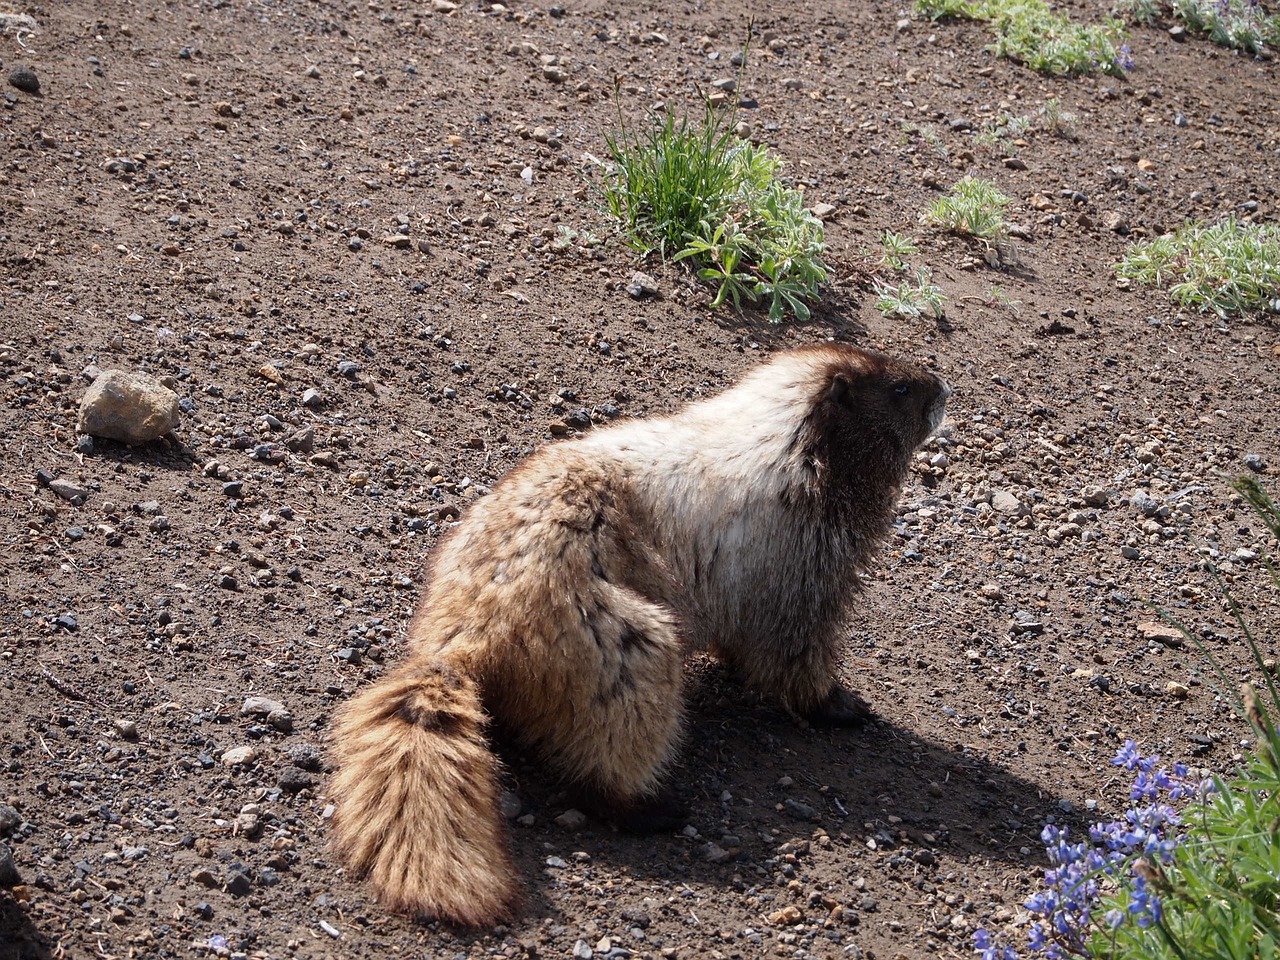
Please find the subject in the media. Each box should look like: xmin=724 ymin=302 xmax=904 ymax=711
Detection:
xmin=329 ymin=343 xmax=951 ymax=926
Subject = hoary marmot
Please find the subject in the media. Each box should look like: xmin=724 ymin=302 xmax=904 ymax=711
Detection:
xmin=329 ymin=343 xmax=951 ymax=926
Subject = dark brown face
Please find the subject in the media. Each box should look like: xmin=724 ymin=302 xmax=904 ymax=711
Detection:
xmin=827 ymin=354 xmax=951 ymax=458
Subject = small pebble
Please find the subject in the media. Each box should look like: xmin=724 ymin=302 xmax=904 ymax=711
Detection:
xmin=114 ymin=718 xmax=139 ymax=740
xmin=287 ymin=742 xmax=323 ymax=771
xmin=0 ymin=842 xmax=21 ymax=887
xmin=222 ymin=745 xmax=257 ymax=766
xmin=8 ymin=66 xmax=39 ymax=94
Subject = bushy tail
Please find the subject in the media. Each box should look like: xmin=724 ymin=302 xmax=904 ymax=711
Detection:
xmin=328 ymin=657 xmax=520 ymax=926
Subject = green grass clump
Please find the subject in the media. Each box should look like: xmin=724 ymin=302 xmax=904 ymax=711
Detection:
xmin=601 ymin=94 xmax=827 ymax=322
xmin=915 ymin=0 xmax=1130 ymax=75
xmin=1117 ymin=0 xmax=1280 ymax=54
xmin=924 ymin=176 xmax=1011 ymax=243
xmin=1115 ymin=217 xmax=1280 ymax=317
xmin=873 ymin=268 xmax=947 ymax=320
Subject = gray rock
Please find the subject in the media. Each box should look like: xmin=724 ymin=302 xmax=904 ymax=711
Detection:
xmin=77 ymin=370 xmax=180 ymax=445
xmin=47 ymin=477 xmax=89 ymax=503
xmin=287 ymin=742 xmax=323 ymax=771
xmin=626 ymin=272 xmax=659 ymax=300
xmin=1011 ymin=611 xmax=1045 ymax=635
xmin=0 ymin=803 xmax=20 ymax=835
xmin=783 ymin=797 xmax=818 ymax=821
xmin=1102 ymin=211 xmax=1129 ymax=234
xmin=278 ymin=767 xmax=314 ymax=793
xmin=991 ymin=490 xmax=1021 ymax=514
xmin=8 ymin=66 xmax=39 ymax=95
xmin=114 ymin=718 xmax=139 ymax=740
xmin=302 ymin=387 xmax=324 ymax=409
xmin=1130 ymin=491 xmax=1160 ymax=516
xmin=222 ymin=745 xmax=257 ymax=766
xmin=284 ymin=425 xmax=315 ymax=453
xmin=555 ymin=808 xmax=587 ymax=829
xmin=1244 ymin=453 xmax=1265 ymax=472
xmin=1080 ymin=485 xmax=1111 ymax=508
xmin=499 ymin=791 xmax=523 ymax=820
xmin=0 ymin=841 xmax=20 ymax=886
xmin=241 ymin=695 xmax=286 ymax=717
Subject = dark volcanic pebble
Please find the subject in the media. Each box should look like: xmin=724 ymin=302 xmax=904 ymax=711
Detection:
xmin=8 ymin=66 xmax=40 ymax=94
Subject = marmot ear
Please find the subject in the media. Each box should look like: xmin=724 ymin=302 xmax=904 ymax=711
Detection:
xmin=827 ymin=372 xmax=852 ymax=407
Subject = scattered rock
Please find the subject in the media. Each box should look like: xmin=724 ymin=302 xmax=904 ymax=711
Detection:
xmin=1080 ymin=485 xmax=1111 ymax=508
xmin=223 ymin=868 xmax=253 ymax=897
xmin=287 ymin=742 xmax=323 ymax=771
xmin=1130 ymin=491 xmax=1160 ymax=516
xmin=1138 ymin=621 xmax=1183 ymax=647
xmin=555 ymin=808 xmax=587 ymax=829
xmin=991 ymin=490 xmax=1021 ymax=514
xmin=626 ymin=272 xmax=659 ymax=299
xmin=222 ymin=745 xmax=257 ymax=767
xmin=500 ymin=791 xmax=523 ymax=820
xmin=45 ymin=477 xmax=90 ymax=504
xmin=77 ymin=370 xmax=180 ymax=445
xmin=278 ymin=766 xmax=314 ymax=793
xmin=0 ymin=842 xmax=21 ymax=886
xmin=114 ymin=718 xmax=139 ymax=740
xmin=1102 ymin=211 xmax=1129 ymax=234
xmin=766 ymin=905 xmax=804 ymax=926
xmin=8 ymin=66 xmax=39 ymax=94
xmin=0 ymin=804 xmax=20 ymax=835
xmin=782 ymin=797 xmax=818 ymax=821
xmin=1010 ymin=611 xmax=1045 ymax=635
xmin=241 ymin=695 xmax=287 ymax=717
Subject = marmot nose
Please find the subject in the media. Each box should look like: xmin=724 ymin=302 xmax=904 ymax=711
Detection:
xmin=936 ymin=377 xmax=953 ymax=401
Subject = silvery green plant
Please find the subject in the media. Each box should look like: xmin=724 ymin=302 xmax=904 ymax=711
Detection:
xmin=915 ymin=0 xmax=1132 ymax=75
xmin=1116 ymin=217 xmax=1280 ymax=317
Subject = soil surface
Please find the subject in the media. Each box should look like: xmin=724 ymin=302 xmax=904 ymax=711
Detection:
xmin=2 ymin=0 xmax=1278 ymax=958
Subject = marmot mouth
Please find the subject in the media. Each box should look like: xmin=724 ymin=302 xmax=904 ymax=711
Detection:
xmin=925 ymin=378 xmax=952 ymax=438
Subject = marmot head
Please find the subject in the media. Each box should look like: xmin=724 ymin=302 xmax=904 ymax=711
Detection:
xmin=801 ymin=345 xmax=950 ymax=498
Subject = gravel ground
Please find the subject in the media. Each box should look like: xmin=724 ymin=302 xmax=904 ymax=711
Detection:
xmin=1 ymin=0 xmax=1277 ymax=957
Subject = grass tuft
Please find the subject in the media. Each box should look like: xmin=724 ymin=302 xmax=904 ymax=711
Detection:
xmin=1115 ymin=217 xmax=1280 ymax=318
xmin=601 ymin=88 xmax=827 ymax=322
xmin=915 ymin=0 xmax=1131 ymax=75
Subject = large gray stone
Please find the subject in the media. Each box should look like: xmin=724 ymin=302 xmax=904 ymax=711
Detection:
xmin=77 ymin=370 xmax=180 ymax=445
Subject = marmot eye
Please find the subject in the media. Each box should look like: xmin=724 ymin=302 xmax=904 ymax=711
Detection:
xmin=893 ymin=382 xmax=910 ymax=396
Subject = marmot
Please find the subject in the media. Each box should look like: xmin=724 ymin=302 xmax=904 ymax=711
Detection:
xmin=329 ymin=344 xmax=950 ymax=927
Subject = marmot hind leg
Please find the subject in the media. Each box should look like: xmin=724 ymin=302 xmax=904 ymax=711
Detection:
xmin=499 ymin=584 xmax=687 ymax=821
xmin=713 ymin=633 xmax=873 ymax=725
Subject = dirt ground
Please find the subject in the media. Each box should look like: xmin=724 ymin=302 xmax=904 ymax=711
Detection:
xmin=2 ymin=0 xmax=1278 ymax=957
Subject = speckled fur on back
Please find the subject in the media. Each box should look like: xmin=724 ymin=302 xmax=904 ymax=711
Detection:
xmin=329 ymin=343 xmax=950 ymax=927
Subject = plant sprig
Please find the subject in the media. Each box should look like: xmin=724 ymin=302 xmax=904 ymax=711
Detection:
xmin=1116 ymin=217 xmax=1280 ymax=318
xmin=601 ymin=77 xmax=828 ymax=322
